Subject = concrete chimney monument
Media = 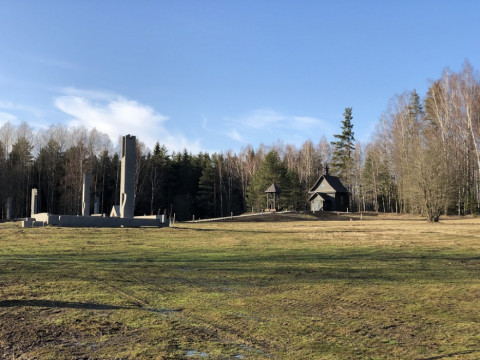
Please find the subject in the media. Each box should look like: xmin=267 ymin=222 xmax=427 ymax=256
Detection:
xmin=120 ymin=135 xmax=136 ymax=218
xmin=6 ymin=197 xmax=12 ymax=220
xmin=31 ymin=188 xmax=38 ymax=218
xmin=94 ymin=197 xmax=100 ymax=215
xmin=82 ymin=173 xmax=91 ymax=216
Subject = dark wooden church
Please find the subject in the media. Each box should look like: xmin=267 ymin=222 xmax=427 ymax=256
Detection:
xmin=308 ymin=167 xmax=349 ymax=212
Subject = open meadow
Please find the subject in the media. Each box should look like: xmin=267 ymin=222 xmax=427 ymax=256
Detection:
xmin=1 ymin=213 xmax=480 ymax=359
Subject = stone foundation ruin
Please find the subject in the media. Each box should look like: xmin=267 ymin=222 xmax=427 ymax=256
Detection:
xmin=22 ymin=134 xmax=168 ymax=228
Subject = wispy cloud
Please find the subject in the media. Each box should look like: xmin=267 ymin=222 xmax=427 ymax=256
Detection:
xmin=0 ymin=101 xmax=48 ymax=132
xmin=0 ymin=101 xmax=44 ymax=119
xmin=0 ymin=111 xmax=18 ymax=126
xmin=291 ymin=116 xmax=325 ymax=130
xmin=231 ymin=109 xmax=328 ymax=131
xmin=201 ymin=116 xmax=213 ymax=132
xmin=60 ymin=87 xmax=117 ymax=101
xmin=25 ymin=54 xmax=80 ymax=71
xmin=235 ymin=109 xmax=285 ymax=130
xmin=227 ymin=129 xmax=246 ymax=143
xmin=225 ymin=108 xmax=332 ymax=145
xmin=54 ymin=88 xmax=201 ymax=153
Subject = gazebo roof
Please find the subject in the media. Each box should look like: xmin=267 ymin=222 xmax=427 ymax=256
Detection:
xmin=265 ymin=183 xmax=281 ymax=193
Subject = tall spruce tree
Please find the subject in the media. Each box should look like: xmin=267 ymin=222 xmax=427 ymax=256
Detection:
xmin=330 ymin=107 xmax=355 ymax=185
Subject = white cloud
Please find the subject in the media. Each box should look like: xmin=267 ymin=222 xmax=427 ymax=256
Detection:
xmin=292 ymin=116 xmax=324 ymax=130
xmin=238 ymin=109 xmax=285 ymax=129
xmin=225 ymin=108 xmax=333 ymax=145
xmin=227 ymin=129 xmax=246 ymax=143
xmin=231 ymin=109 xmax=328 ymax=131
xmin=54 ymin=88 xmax=201 ymax=153
xmin=201 ymin=116 xmax=215 ymax=133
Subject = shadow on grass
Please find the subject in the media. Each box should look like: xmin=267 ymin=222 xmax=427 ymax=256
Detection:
xmin=0 ymin=299 xmax=183 ymax=314
xmin=2 ymin=245 xmax=480 ymax=290
xmin=6 ymin=250 xmax=480 ymax=264
xmin=0 ymin=299 xmax=129 ymax=310
xmin=173 ymin=226 xmax=390 ymax=235
xmin=420 ymin=349 xmax=480 ymax=359
xmin=3 ymin=250 xmax=480 ymax=284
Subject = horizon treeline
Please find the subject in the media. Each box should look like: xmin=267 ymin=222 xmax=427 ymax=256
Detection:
xmin=1 ymin=61 xmax=479 ymax=221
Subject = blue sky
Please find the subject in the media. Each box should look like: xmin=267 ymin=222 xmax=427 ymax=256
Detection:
xmin=0 ymin=1 xmax=479 ymax=153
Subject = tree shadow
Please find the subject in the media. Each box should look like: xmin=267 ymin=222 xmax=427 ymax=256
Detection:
xmin=0 ymin=299 xmax=183 ymax=314
xmin=420 ymin=349 xmax=480 ymax=359
xmin=0 ymin=299 xmax=130 ymax=310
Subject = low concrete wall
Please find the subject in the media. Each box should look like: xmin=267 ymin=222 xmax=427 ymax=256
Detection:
xmin=22 ymin=213 xmax=168 ymax=228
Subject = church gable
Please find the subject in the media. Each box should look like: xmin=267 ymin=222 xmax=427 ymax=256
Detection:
xmin=307 ymin=192 xmax=328 ymax=202
xmin=321 ymin=177 xmax=338 ymax=193
xmin=309 ymin=175 xmax=347 ymax=194
xmin=308 ymin=176 xmax=324 ymax=193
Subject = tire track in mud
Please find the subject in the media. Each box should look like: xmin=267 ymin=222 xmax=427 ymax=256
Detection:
xmin=91 ymin=273 xmax=181 ymax=314
xmin=93 ymin=272 xmax=273 ymax=358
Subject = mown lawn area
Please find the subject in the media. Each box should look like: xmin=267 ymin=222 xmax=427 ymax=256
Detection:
xmin=1 ymin=213 xmax=480 ymax=359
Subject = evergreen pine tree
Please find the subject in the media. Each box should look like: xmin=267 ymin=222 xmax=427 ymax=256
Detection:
xmin=408 ymin=89 xmax=423 ymax=124
xmin=330 ymin=107 xmax=355 ymax=185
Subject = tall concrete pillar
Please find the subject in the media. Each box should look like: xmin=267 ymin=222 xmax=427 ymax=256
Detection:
xmin=82 ymin=173 xmax=91 ymax=216
xmin=120 ymin=134 xmax=136 ymax=218
xmin=31 ymin=188 xmax=38 ymax=218
xmin=6 ymin=197 xmax=12 ymax=220
xmin=94 ymin=197 xmax=100 ymax=215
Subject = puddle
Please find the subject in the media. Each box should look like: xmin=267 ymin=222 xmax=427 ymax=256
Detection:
xmin=186 ymin=350 xmax=208 ymax=357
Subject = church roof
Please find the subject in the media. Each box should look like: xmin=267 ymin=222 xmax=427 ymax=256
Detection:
xmin=308 ymin=175 xmax=348 ymax=193
xmin=265 ymin=183 xmax=281 ymax=193
xmin=308 ymin=192 xmax=329 ymax=202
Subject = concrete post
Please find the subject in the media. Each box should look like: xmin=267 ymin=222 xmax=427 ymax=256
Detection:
xmin=120 ymin=135 xmax=136 ymax=218
xmin=82 ymin=173 xmax=91 ymax=216
xmin=6 ymin=197 xmax=12 ymax=220
xmin=94 ymin=197 xmax=100 ymax=215
xmin=31 ymin=188 xmax=38 ymax=218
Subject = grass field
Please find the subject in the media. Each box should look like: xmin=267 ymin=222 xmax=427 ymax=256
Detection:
xmin=1 ymin=213 xmax=480 ymax=359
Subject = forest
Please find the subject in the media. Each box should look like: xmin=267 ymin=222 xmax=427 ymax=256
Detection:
xmin=0 ymin=61 xmax=479 ymax=222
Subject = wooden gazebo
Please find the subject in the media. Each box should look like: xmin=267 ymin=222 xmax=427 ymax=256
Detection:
xmin=265 ymin=183 xmax=281 ymax=211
